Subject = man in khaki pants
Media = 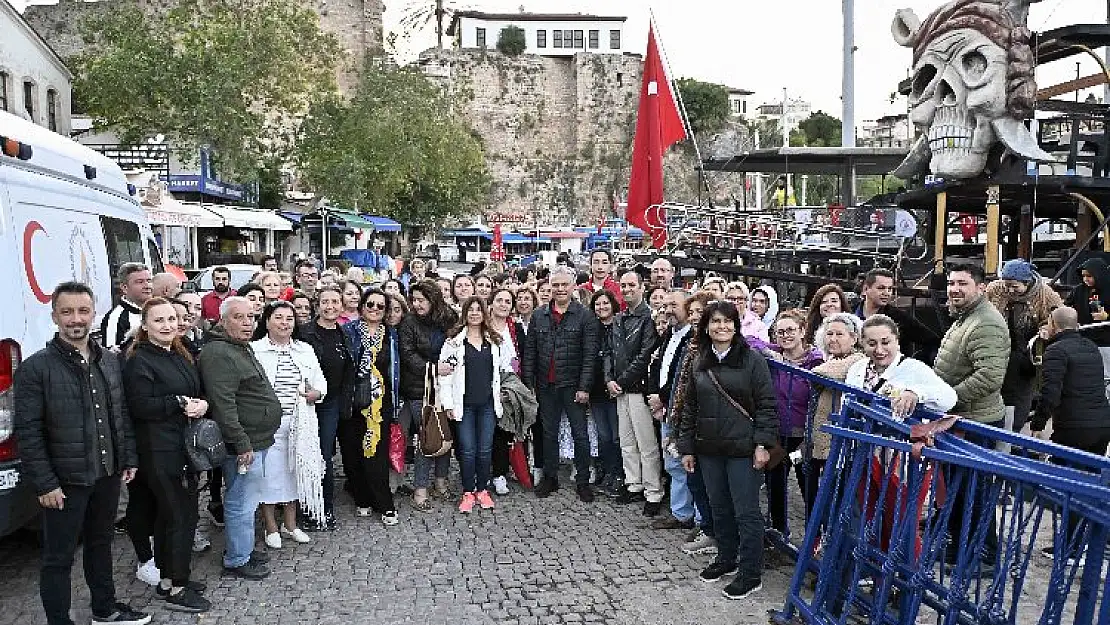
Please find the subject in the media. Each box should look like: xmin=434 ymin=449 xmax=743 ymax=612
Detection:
xmin=608 ymin=270 xmax=664 ymax=515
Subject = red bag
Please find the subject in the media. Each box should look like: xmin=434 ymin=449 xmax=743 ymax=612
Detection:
xmin=509 ymin=442 xmax=533 ymax=489
xmin=388 ymin=423 xmax=405 ymax=474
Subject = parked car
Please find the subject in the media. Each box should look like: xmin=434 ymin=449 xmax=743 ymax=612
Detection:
xmin=0 ymin=110 xmax=163 ymax=537
xmin=189 ymin=263 xmax=261 ymax=293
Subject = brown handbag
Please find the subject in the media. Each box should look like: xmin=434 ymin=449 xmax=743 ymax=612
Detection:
xmin=706 ymin=370 xmax=786 ymax=469
xmin=419 ymin=363 xmax=454 ymax=458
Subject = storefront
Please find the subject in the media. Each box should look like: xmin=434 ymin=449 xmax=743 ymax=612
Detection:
xmin=193 ymin=204 xmax=292 ymax=267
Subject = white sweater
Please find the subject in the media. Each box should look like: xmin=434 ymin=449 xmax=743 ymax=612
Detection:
xmin=438 ymin=329 xmax=515 ymax=419
xmin=845 ymin=355 xmax=957 ymax=413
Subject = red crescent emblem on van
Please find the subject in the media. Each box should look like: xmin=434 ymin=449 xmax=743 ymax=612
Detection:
xmin=24 ymin=221 xmax=50 ymax=304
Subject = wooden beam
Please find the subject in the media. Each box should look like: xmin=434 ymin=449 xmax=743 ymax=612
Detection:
xmin=1037 ymin=73 xmax=1108 ymax=101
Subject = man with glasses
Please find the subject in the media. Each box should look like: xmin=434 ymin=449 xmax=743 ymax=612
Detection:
xmin=295 ymin=260 xmax=320 ymax=300
xmin=855 ymin=268 xmax=939 ymax=361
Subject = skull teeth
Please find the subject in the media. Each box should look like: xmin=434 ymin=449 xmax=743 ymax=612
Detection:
xmin=927 ymin=105 xmax=975 ymax=153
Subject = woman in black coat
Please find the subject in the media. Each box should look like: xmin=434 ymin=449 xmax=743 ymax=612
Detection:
xmin=123 ymin=297 xmax=211 ymax=613
xmin=674 ymin=300 xmax=778 ymax=601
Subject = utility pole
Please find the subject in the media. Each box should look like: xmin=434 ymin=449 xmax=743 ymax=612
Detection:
xmin=842 ymin=0 xmax=857 ymax=206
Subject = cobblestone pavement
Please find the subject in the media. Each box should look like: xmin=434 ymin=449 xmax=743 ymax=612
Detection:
xmin=0 ymin=467 xmax=795 ymax=625
xmin=0 ymin=468 xmax=1076 ymax=625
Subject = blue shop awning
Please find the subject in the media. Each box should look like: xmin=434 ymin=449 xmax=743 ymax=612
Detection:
xmin=443 ymin=229 xmax=493 ymax=240
xmin=502 ymin=234 xmax=550 ymax=244
xmin=361 ymin=215 xmax=401 ymax=232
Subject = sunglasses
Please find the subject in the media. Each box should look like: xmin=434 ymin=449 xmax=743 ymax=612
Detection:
xmin=363 ymin=301 xmax=387 ymax=311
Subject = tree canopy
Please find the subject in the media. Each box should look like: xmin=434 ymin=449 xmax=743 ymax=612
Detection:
xmin=789 ymin=110 xmax=842 ymax=147
xmin=297 ymin=62 xmax=490 ymax=224
xmin=675 ymin=78 xmax=730 ymax=138
xmin=72 ymin=0 xmax=342 ymax=178
xmin=497 ymin=26 xmax=527 ymax=55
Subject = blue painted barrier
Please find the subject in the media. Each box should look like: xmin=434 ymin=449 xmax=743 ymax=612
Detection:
xmin=766 ymin=360 xmax=1110 ymax=625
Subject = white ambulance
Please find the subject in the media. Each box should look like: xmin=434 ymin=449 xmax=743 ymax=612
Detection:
xmin=0 ymin=110 xmax=162 ymax=536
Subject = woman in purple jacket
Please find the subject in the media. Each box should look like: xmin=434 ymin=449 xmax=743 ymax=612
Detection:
xmin=762 ymin=309 xmax=824 ymax=539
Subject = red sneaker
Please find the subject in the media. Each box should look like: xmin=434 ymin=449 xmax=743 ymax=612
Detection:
xmin=475 ymin=490 xmax=495 ymax=510
xmin=458 ymin=492 xmax=476 ymax=514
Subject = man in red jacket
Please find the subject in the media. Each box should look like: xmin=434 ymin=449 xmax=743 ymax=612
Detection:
xmin=582 ymin=249 xmax=625 ymax=310
xmin=200 ymin=266 xmax=233 ymax=322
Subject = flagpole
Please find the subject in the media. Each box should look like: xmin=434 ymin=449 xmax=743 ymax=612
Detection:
xmin=649 ymin=9 xmax=718 ymax=210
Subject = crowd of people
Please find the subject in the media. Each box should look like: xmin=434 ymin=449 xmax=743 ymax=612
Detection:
xmin=12 ymin=249 xmax=1110 ymax=624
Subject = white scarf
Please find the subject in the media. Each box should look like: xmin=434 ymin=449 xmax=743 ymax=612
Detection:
xmin=289 ymin=378 xmax=326 ymax=523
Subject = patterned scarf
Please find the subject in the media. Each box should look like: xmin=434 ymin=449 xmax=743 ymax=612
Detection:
xmin=357 ymin=322 xmax=386 ymax=457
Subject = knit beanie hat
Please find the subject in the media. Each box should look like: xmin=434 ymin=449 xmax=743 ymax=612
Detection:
xmin=1000 ymin=259 xmax=1037 ymax=283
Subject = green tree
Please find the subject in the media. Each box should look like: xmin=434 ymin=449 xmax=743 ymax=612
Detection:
xmin=297 ymin=62 xmax=490 ymax=224
xmin=789 ymin=110 xmax=842 ymax=147
xmin=497 ymin=26 xmax=527 ymax=55
xmin=72 ymin=0 xmax=342 ymax=179
xmin=675 ymin=78 xmax=729 ymax=137
xmin=256 ymin=159 xmax=285 ymax=210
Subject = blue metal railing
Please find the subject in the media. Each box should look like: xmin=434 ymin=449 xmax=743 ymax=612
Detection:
xmin=765 ymin=359 xmax=1110 ymax=625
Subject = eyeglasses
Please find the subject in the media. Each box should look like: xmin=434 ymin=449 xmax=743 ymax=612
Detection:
xmin=364 ymin=301 xmax=386 ymax=311
xmin=775 ymin=328 xmax=799 ymax=337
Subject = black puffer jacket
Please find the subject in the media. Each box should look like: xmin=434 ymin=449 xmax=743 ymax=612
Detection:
xmin=676 ymin=341 xmax=778 ymax=458
xmin=1032 ymin=330 xmax=1110 ymax=431
xmin=591 ymin=319 xmax=615 ymax=402
xmin=398 ymin=314 xmax=453 ymax=400
xmin=13 ymin=337 xmax=138 ymax=496
xmin=609 ymin=301 xmax=660 ymax=394
xmin=1066 ymin=258 xmax=1110 ymax=346
xmin=522 ymin=300 xmax=598 ymax=391
xmin=122 ymin=341 xmax=201 ymax=470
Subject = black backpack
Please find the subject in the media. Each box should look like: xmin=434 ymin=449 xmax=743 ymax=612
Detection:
xmin=186 ymin=418 xmax=229 ymax=472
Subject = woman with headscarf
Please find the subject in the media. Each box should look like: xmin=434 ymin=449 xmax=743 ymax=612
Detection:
xmin=251 ymin=301 xmax=327 ymax=549
xmin=985 ymin=259 xmax=1063 ymax=432
xmin=751 ymin=286 xmax=779 ymax=328
xmin=341 ymin=288 xmax=401 ymax=526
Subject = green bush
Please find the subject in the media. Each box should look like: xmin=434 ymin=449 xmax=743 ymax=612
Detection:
xmin=497 ymin=25 xmax=526 ymax=56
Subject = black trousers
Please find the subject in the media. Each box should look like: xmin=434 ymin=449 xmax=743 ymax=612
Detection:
xmin=765 ymin=437 xmax=805 ymax=534
xmin=40 ymin=476 xmax=121 ymax=625
xmin=124 ymin=473 xmax=156 ymax=563
xmin=337 ymin=416 xmax=395 ymax=514
xmin=144 ymin=462 xmax=199 ymax=586
xmin=946 ymin=420 xmax=1003 ymax=561
xmin=1050 ymin=427 xmax=1110 ymax=538
xmin=492 ymin=427 xmax=513 ymax=479
xmin=530 ymin=420 xmax=545 ymax=470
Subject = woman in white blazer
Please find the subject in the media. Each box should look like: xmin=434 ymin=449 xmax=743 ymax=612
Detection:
xmin=438 ymin=296 xmax=515 ymax=514
xmin=250 ymin=300 xmax=328 ymax=549
xmin=846 ymin=314 xmax=957 ymax=418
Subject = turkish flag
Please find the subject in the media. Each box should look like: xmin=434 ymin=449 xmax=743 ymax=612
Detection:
xmin=626 ymin=25 xmax=686 ymax=249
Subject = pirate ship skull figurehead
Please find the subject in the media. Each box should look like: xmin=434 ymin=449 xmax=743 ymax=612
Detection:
xmin=892 ymin=0 xmax=1057 ymax=180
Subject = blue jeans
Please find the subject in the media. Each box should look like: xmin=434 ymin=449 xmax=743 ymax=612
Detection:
xmin=688 ymin=458 xmax=712 ymax=534
xmin=661 ymin=423 xmax=694 ymax=522
xmin=593 ymin=399 xmax=621 ymax=477
xmin=538 ymin=386 xmax=591 ymax=486
xmin=222 ymin=447 xmax=270 ymax=568
xmin=401 ymin=400 xmax=450 ymax=489
xmin=458 ymin=402 xmax=496 ymax=493
xmin=317 ymin=400 xmax=341 ymax=515
xmin=700 ymin=454 xmax=763 ymax=582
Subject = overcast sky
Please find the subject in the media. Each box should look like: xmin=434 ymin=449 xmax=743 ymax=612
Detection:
xmin=17 ymin=0 xmax=1108 ymax=123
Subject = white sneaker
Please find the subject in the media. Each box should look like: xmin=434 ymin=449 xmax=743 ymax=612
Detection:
xmin=356 ymin=507 xmax=372 ymax=517
xmin=264 ymin=532 xmax=282 ymax=549
xmin=531 ymin=468 xmax=543 ymax=484
xmin=492 ymin=476 xmax=510 ymax=495
xmin=192 ymin=527 xmax=211 ymax=553
xmin=282 ymin=527 xmax=311 ymax=544
xmin=381 ymin=511 xmax=399 ymax=526
xmin=135 ymin=558 xmax=160 ymax=586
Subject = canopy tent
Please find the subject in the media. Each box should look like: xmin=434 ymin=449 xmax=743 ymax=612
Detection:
xmin=203 ymin=205 xmax=292 ymax=231
xmin=146 ymin=197 xmax=223 ymax=228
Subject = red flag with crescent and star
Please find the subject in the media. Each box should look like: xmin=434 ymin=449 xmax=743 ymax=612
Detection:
xmin=626 ymin=24 xmax=686 ymax=249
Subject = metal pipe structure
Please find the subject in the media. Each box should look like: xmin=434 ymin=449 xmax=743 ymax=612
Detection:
xmin=842 ymin=0 xmax=856 ymax=148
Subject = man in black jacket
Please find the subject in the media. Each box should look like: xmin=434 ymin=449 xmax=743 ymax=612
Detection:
xmin=854 ymin=268 xmax=939 ymax=362
xmin=608 ymin=270 xmax=663 ymax=514
xmin=13 ymin=282 xmax=150 ymax=625
xmin=1032 ymin=306 xmax=1110 ymax=558
xmin=523 ymin=266 xmax=598 ymax=502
